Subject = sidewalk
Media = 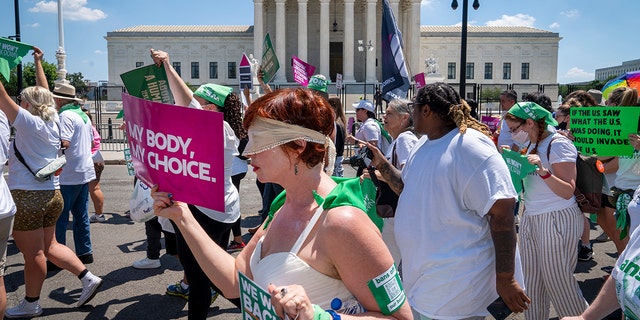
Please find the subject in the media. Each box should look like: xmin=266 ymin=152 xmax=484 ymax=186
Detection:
xmin=102 ymin=150 xmax=127 ymax=166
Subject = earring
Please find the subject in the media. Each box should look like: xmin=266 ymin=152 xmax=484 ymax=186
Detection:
xmin=294 ymin=163 xmax=299 ymax=175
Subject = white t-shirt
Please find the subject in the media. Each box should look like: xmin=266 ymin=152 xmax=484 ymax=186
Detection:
xmin=231 ymin=156 xmax=248 ymax=176
xmin=396 ymin=128 xmax=518 ymax=318
xmin=58 ymin=107 xmax=96 ymax=185
xmin=386 ymin=131 xmax=418 ymax=168
xmin=8 ymin=108 xmax=60 ymax=191
xmin=522 ymin=133 xmax=578 ymax=215
xmin=382 ymin=130 xmax=418 ymax=265
xmin=612 ymin=226 xmax=640 ymax=319
xmin=188 ymin=98 xmax=240 ymax=223
xmin=615 ymin=150 xmax=640 ymax=191
xmin=0 ymin=112 xmax=16 ymax=219
xmin=628 ymin=187 xmax=640 ymax=234
xmin=497 ymin=117 xmax=516 ymax=148
xmin=355 ymin=118 xmax=385 ymax=151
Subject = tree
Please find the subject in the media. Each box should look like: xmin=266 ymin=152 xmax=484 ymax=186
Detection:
xmin=22 ymin=59 xmax=57 ymax=89
xmin=67 ymin=72 xmax=88 ymax=98
xmin=0 ymin=69 xmax=19 ymax=96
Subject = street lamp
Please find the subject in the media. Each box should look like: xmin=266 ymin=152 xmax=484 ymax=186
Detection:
xmin=12 ymin=0 xmax=22 ymax=95
xmin=451 ymin=0 xmax=479 ymax=99
xmin=357 ymin=39 xmax=374 ymax=99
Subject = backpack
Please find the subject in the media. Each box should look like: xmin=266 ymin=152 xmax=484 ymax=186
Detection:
xmin=547 ymin=137 xmax=604 ymax=213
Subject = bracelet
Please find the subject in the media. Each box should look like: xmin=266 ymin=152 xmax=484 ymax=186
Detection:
xmin=539 ymin=170 xmax=552 ymax=180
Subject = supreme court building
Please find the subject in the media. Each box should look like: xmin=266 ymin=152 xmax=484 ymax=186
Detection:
xmin=105 ymin=0 xmax=560 ymax=99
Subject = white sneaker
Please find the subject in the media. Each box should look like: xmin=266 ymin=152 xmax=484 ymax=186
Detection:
xmin=5 ymin=299 xmax=43 ymax=318
xmin=89 ymin=214 xmax=106 ymax=223
xmin=78 ymin=271 xmax=103 ymax=307
xmin=132 ymin=257 xmax=161 ymax=269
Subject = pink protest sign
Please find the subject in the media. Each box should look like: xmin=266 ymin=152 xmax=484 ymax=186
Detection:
xmin=414 ymin=73 xmax=426 ymax=89
xmin=291 ymin=55 xmax=316 ymax=86
xmin=481 ymin=115 xmax=501 ymax=133
xmin=122 ymin=93 xmax=225 ymax=212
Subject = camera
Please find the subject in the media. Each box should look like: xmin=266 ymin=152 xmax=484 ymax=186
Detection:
xmin=349 ymin=147 xmax=373 ymax=170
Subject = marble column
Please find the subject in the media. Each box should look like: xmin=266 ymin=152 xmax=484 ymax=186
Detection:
xmin=319 ymin=0 xmax=330 ymax=76
xmin=253 ymin=0 xmax=264 ymax=64
xmin=410 ymin=0 xmax=422 ymax=78
xmin=275 ymin=0 xmax=287 ymax=82
xmin=342 ymin=0 xmax=355 ymax=82
xmin=297 ymin=0 xmax=308 ymax=61
xmin=366 ymin=0 xmax=377 ymax=82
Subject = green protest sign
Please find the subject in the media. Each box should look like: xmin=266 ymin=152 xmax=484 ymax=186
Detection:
xmin=120 ymin=65 xmax=174 ymax=104
xmin=238 ymin=272 xmax=278 ymax=320
xmin=570 ymin=107 xmax=640 ymax=156
xmin=0 ymin=37 xmax=32 ymax=82
xmin=261 ymin=33 xmax=279 ymax=84
xmin=501 ymin=148 xmax=537 ymax=194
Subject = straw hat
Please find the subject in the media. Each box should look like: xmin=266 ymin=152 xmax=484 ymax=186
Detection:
xmin=51 ymin=82 xmax=82 ymax=102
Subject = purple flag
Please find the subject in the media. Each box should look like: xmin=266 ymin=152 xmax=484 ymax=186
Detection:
xmin=123 ymin=93 xmax=225 ymax=212
xmin=381 ymin=0 xmax=411 ymax=101
xmin=291 ymin=55 xmax=316 ymax=86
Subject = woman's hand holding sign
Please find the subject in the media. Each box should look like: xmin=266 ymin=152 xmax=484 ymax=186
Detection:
xmin=268 ymin=284 xmax=314 ymax=320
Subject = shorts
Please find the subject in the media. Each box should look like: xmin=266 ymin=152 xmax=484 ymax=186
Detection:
xmin=11 ymin=189 xmax=63 ymax=231
xmin=93 ymin=162 xmax=105 ymax=182
xmin=0 ymin=215 xmax=14 ymax=276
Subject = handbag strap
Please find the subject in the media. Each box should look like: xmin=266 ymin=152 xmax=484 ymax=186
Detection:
xmin=13 ymin=120 xmax=63 ymax=177
xmin=13 ymin=141 xmax=37 ymax=176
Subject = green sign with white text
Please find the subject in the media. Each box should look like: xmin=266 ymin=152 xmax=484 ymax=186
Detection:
xmin=120 ymin=65 xmax=173 ymax=104
xmin=501 ymin=148 xmax=537 ymax=194
xmin=261 ymin=33 xmax=279 ymax=84
xmin=570 ymin=107 xmax=640 ymax=156
xmin=238 ymin=272 xmax=278 ymax=320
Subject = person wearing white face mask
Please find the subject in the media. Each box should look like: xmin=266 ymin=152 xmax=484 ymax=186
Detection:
xmin=504 ymin=102 xmax=588 ymax=320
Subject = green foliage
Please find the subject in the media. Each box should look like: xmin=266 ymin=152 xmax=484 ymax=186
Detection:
xmin=480 ymin=87 xmax=502 ymax=101
xmin=22 ymin=60 xmax=56 ymax=89
xmin=0 ymin=69 xmax=19 ymax=96
xmin=67 ymin=72 xmax=88 ymax=98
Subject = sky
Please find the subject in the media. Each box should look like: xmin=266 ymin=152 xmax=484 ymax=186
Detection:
xmin=0 ymin=0 xmax=637 ymax=84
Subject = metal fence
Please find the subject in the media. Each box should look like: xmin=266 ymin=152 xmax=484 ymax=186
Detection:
xmin=94 ymin=81 xmax=560 ymax=153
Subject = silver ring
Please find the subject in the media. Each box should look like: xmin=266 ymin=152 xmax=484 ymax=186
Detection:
xmin=280 ymin=287 xmax=287 ymax=297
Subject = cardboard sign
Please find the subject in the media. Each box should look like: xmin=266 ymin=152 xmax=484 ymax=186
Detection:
xmin=291 ymin=55 xmax=316 ymax=86
xmin=570 ymin=106 xmax=640 ymax=156
xmin=239 ymin=53 xmax=253 ymax=90
xmin=122 ymin=93 xmax=225 ymax=212
xmin=238 ymin=272 xmax=278 ymax=320
xmin=0 ymin=37 xmax=32 ymax=82
xmin=261 ymin=33 xmax=280 ymax=84
xmin=501 ymin=148 xmax=537 ymax=194
xmin=120 ymin=65 xmax=174 ymax=104
xmin=336 ymin=73 xmax=343 ymax=91
xmin=481 ymin=116 xmax=501 ymax=133
xmin=414 ymin=73 xmax=426 ymax=90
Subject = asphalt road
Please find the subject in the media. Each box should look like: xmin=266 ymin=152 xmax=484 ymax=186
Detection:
xmin=3 ymin=163 xmax=621 ymax=319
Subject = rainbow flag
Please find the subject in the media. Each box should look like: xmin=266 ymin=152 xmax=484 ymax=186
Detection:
xmin=602 ymin=70 xmax=640 ymax=101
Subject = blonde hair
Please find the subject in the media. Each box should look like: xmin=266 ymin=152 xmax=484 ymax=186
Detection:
xmin=20 ymin=86 xmax=57 ymax=122
xmin=607 ymin=87 xmax=639 ymax=106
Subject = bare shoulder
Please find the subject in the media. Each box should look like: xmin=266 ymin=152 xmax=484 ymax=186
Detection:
xmin=318 ymin=205 xmax=382 ymax=245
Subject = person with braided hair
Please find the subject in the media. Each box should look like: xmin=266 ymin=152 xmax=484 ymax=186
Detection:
xmin=504 ymin=102 xmax=588 ymax=319
xmin=366 ymin=82 xmax=529 ymax=319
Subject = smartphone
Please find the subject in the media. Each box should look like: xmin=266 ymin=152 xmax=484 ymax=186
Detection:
xmin=486 ymin=297 xmax=513 ymax=320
